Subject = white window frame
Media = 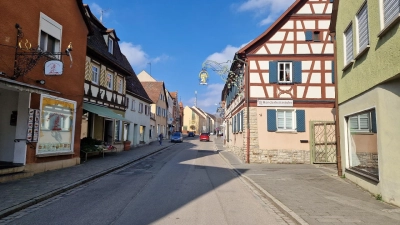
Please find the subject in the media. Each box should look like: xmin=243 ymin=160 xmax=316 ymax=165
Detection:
xmin=108 ymin=37 xmax=114 ymax=54
xmin=348 ymin=112 xmax=371 ymax=133
xmin=276 ymin=109 xmax=296 ymax=131
xmin=356 ymin=2 xmax=369 ymax=54
xmin=39 ymin=12 xmax=62 ymax=58
xmin=278 ymin=62 xmax=292 ymax=83
xmin=91 ymin=65 xmax=99 ymax=84
xmin=343 ymin=23 xmax=354 ymax=65
xmin=380 ymin=0 xmax=400 ymax=29
xmin=117 ymin=77 xmax=123 ymax=93
xmin=139 ymin=103 xmax=143 ymax=113
xmin=131 ymin=100 xmax=136 ymax=111
xmin=106 ymin=73 xmax=113 ymax=90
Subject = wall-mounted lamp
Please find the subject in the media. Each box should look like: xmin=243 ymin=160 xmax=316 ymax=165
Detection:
xmin=36 ymin=80 xmax=45 ymax=85
xmin=259 ymin=113 xmax=262 ymax=117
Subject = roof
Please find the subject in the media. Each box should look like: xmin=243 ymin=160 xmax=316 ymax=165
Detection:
xmin=126 ymin=75 xmax=152 ymax=103
xmin=77 ymin=1 xmax=93 ymax=36
xmin=140 ymin=81 xmax=168 ymax=107
xmin=238 ymin=0 xmax=305 ymax=55
xmin=170 ymin=91 xmax=177 ymax=99
xmin=84 ymin=5 xmax=135 ymax=76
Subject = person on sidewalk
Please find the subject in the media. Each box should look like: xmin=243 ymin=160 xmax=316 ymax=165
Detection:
xmin=158 ymin=133 xmax=163 ymax=145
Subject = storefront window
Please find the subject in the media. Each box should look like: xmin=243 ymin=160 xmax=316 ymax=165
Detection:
xmin=114 ymin=120 xmax=121 ymax=142
xmin=347 ymin=109 xmax=378 ymax=180
xmin=37 ymin=95 xmax=76 ymax=155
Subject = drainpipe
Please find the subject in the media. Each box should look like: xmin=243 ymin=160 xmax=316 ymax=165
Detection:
xmin=331 ymin=32 xmax=342 ymax=177
xmin=246 ymin=57 xmax=250 ymax=164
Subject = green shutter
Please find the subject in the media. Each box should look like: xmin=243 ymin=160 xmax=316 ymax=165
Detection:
xmin=269 ymin=61 xmax=278 ymax=83
xmin=293 ymin=61 xmax=302 ymax=83
xmin=267 ymin=110 xmax=277 ymax=132
xmin=296 ymin=110 xmax=306 ymax=132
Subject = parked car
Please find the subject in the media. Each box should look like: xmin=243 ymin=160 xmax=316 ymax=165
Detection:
xmin=188 ymin=132 xmax=195 ymax=137
xmin=170 ymin=132 xmax=183 ymax=143
xmin=199 ymin=133 xmax=210 ymax=142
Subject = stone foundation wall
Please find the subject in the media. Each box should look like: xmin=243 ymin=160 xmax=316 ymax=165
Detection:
xmin=250 ymin=149 xmax=310 ymax=164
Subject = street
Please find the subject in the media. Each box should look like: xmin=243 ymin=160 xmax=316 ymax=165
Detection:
xmin=1 ymin=139 xmax=293 ymax=225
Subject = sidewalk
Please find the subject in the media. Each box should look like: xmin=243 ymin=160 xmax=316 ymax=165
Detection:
xmin=213 ymin=137 xmax=400 ymax=225
xmin=0 ymin=141 xmax=175 ymax=219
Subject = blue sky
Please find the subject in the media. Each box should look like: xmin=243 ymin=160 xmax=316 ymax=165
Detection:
xmin=84 ymin=0 xmax=295 ymax=114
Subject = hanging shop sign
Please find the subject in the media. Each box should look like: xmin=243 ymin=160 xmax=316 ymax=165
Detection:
xmin=44 ymin=60 xmax=63 ymax=75
xmin=199 ymin=69 xmax=208 ymax=85
xmin=36 ymin=95 xmax=76 ymax=156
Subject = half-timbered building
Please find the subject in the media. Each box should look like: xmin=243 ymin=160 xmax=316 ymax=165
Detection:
xmin=223 ymin=0 xmax=335 ymax=164
xmin=81 ymin=5 xmax=132 ymax=151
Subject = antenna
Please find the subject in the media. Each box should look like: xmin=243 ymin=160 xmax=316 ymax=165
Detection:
xmin=100 ymin=8 xmax=110 ymax=24
xmin=194 ymin=91 xmax=197 ymax=107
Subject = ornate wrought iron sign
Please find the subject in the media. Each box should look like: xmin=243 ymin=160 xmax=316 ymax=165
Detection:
xmin=199 ymin=69 xmax=208 ymax=85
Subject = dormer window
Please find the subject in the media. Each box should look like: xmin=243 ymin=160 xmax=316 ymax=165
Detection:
xmin=108 ymin=37 xmax=114 ymax=54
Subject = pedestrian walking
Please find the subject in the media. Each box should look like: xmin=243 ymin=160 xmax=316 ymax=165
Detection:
xmin=158 ymin=133 xmax=163 ymax=145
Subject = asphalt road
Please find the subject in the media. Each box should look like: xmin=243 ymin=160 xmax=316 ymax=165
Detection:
xmin=3 ymin=139 xmax=292 ymax=225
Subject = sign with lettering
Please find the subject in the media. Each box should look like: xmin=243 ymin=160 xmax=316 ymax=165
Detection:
xmin=257 ymin=100 xmax=293 ymax=107
xmin=44 ymin=60 xmax=63 ymax=75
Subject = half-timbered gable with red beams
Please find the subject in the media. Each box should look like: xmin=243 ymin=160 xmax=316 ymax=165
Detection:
xmin=224 ymin=0 xmax=335 ymax=164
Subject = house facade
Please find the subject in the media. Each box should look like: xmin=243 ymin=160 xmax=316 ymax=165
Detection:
xmin=125 ymin=75 xmax=153 ymax=147
xmin=0 ymin=0 xmax=91 ymax=176
xmin=140 ymin=82 xmax=168 ymax=140
xmin=81 ymin=5 xmax=131 ymax=152
xmin=169 ymin=91 xmax=181 ymax=132
xmin=330 ymin=0 xmax=400 ymax=206
xmin=222 ymin=0 xmax=335 ymax=164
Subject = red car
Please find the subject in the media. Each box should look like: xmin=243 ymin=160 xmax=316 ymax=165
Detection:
xmin=199 ymin=133 xmax=210 ymax=142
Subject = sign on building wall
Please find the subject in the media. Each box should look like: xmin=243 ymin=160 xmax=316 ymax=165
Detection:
xmin=44 ymin=60 xmax=63 ymax=75
xmin=37 ymin=95 xmax=76 ymax=155
xmin=257 ymin=100 xmax=293 ymax=107
xmin=27 ymin=109 xmax=40 ymax=142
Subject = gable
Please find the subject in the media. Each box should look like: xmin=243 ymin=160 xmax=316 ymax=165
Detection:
xmin=239 ymin=0 xmax=333 ymax=56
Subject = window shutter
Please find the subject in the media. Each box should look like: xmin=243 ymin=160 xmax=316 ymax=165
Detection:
xmin=357 ymin=3 xmax=369 ymax=51
xmin=384 ymin=0 xmax=400 ymax=26
xmin=371 ymin=109 xmax=377 ymax=133
xmin=345 ymin=25 xmax=353 ymax=64
xmin=305 ymin=31 xmax=313 ymax=41
xmin=293 ymin=61 xmax=302 ymax=83
xmin=269 ymin=61 xmax=278 ymax=83
xmin=241 ymin=110 xmax=244 ymax=131
xmin=296 ymin=110 xmax=306 ymax=132
xmin=331 ymin=61 xmax=335 ymax=84
xmin=349 ymin=116 xmax=358 ymax=130
xmin=236 ymin=114 xmax=240 ymax=132
xmin=359 ymin=113 xmax=370 ymax=130
xmin=267 ymin=110 xmax=277 ymax=132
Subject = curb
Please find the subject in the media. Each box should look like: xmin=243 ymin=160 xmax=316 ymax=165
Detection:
xmin=0 ymin=144 xmax=174 ymax=219
xmin=214 ymin=144 xmax=309 ymax=225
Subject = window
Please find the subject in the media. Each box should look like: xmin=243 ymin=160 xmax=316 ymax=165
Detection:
xmin=313 ymin=31 xmax=320 ymax=41
xmin=108 ymin=38 xmax=114 ymax=54
xmin=160 ymin=94 xmax=163 ymax=100
xmin=106 ymin=73 xmax=113 ymax=90
xmin=114 ymin=120 xmax=121 ymax=142
xmin=157 ymin=106 xmax=161 ymax=116
xmin=145 ymin=105 xmax=148 ymax=115
xmin=382 ymin=0 xmax=400 ymax=27
xmin=139 ymin=103 xmax=143 ymax=113
xmin=126 ymin=97 xmax=129 ymax=108
xmin=344 ymin=24 xmax=354 ymax=65
xmin=356 ymin=3 xmax=369 ymax=53
xmin=131 ymin=100 xmax=136 ymax=111
xmin=267 ymin=109 xmax=306 ymax=132
xmin=278 ymin=62 xmax=292 ymax=83
xmin=346 ymin=109 xmax=378 ymax=180
xmin=39 ymin=13 xmax=62 ymax=57
xmin=277 ymin=110 xmax=294 ymax=130
xmin=117 ymin=77 xmax=123 ymax=93
xmin=91 ymin=65 xmax=99 ymax=84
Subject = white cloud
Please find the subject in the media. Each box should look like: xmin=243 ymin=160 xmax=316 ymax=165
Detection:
xmin=120 ymin=42 xmax=169 ymax=70
xmin=235 ymin=0 xmax=295 ymax=26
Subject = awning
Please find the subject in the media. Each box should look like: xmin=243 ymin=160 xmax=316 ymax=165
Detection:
xmin=0 ymin=77 xmax=60 ymax=94
xmin=83 ymin=103 xmax=132 ymax=123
